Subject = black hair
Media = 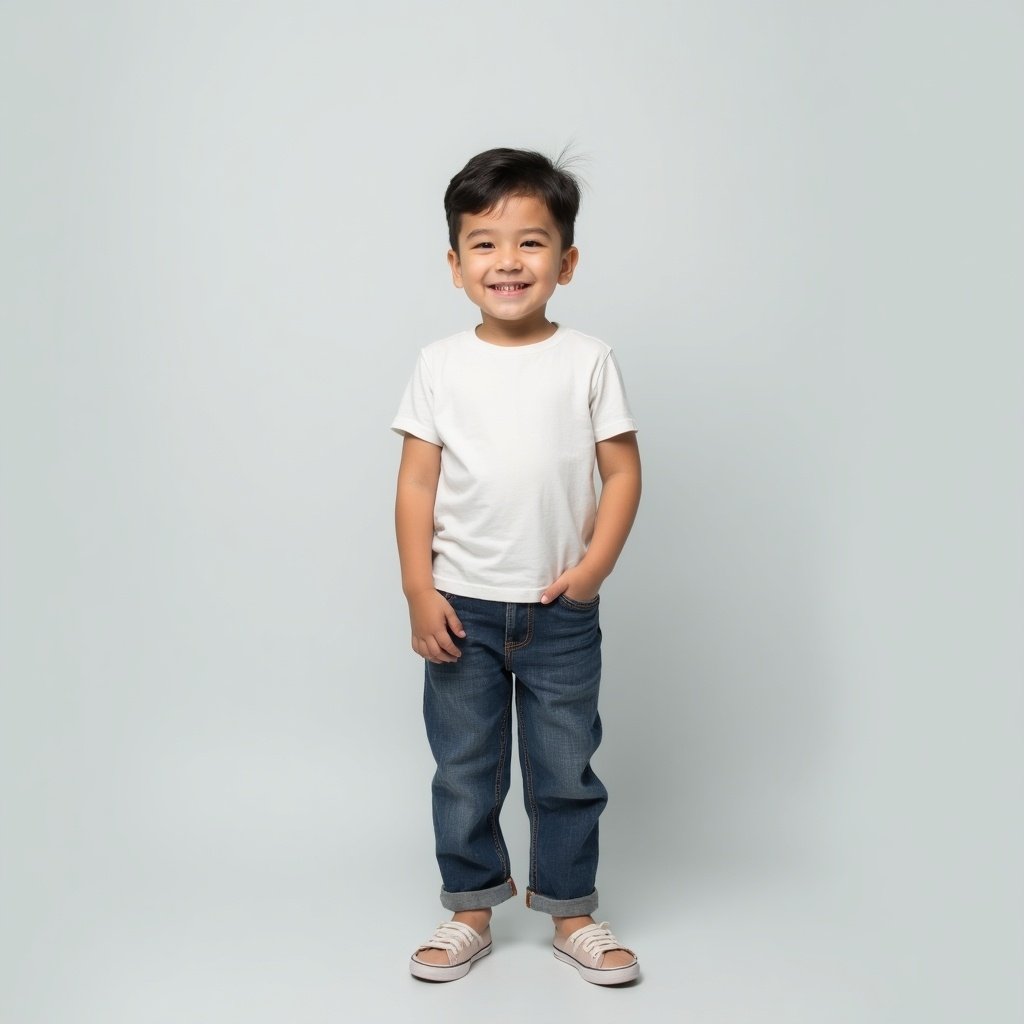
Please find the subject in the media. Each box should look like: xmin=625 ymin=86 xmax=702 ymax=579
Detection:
xmin=444 ymin=147 xmax=582 ymax=252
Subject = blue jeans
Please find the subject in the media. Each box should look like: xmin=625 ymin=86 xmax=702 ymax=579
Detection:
xmin=423 ymin=590 xmax=607 ymax=916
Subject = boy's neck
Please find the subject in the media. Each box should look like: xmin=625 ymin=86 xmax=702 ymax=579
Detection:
xmin=475 ymin=312 xmax=559 ymax=348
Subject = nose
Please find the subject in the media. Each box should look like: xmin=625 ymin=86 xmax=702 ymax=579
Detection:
xmin=496 ymin=245 xmax=522 ymax=271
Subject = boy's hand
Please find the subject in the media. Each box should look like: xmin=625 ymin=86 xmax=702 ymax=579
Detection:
xmin=539 ymin=565 xmax=603 ymax=605
xmin=407 ymin=589 xmax=467 ymax=664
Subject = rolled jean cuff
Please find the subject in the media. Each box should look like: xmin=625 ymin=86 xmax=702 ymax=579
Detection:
xmin=440 ymin=878 xmax=517 ymax=911
xmin=526 ymin=888 xmax=599 ymax=916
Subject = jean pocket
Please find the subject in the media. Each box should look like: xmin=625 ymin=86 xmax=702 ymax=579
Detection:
xmin=556 ymin=592 xmax=601 ymax=611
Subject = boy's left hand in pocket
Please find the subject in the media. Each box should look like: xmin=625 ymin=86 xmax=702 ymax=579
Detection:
xmin=539 ymin=565 xmax=603 ymax=605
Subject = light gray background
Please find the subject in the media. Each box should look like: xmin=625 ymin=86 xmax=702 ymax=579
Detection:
xmin=2 ymin=2 xmax=1021 ymax=1022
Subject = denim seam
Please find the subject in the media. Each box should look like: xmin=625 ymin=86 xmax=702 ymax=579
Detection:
xmin=490 ymin=695 xmax=511 ymax=879
xmin=516 ymin=683 xmax=540 ymax=893
xmin=504 ymin=604 xmax=534 ymax=670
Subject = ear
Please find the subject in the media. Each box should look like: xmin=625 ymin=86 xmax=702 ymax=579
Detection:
xmin=447 ymin=248 xmax=464 ymax=289
xmin=557 ymin=246 xmax=579 ymax=286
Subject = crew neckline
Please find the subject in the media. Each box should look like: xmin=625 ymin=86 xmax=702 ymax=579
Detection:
xmin=469 ymin=323 xmax=567 ymax=353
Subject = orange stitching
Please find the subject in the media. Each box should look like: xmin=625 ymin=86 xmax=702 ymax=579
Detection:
xmin=489 ymin=695 xmax=511 ymax=878
xmin=516 ymin=684 xmax=540 ymax=893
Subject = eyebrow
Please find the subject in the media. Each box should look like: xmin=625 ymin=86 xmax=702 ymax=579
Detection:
xmin=465 ymin=226 xmax=553 ymax=240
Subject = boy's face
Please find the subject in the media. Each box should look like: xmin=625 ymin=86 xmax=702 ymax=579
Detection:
xmin=448 ymin=194 xmax=578 ymax=335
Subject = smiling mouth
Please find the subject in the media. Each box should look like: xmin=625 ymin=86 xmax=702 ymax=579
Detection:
xmin=488 ymin=283 xmax=529 ymax=293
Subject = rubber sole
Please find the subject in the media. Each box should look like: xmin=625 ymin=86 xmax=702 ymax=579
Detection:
xmin=409 ymin=942 xmax=492 ymax=982
xmin=553 ymin=947 xmax=640 ymax=986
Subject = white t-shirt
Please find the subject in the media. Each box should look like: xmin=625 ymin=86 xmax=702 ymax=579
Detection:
xmin=390 ymin=324 xmax=638 ymax=603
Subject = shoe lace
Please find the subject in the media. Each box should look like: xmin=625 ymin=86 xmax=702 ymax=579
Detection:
xmin=569 ymin=922 xmax=628 ymax=960
xmin=418 ymin=921 xmax=479 ymax=963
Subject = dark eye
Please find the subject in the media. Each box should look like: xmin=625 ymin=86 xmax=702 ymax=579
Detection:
xmin=474 ymin=241 xmax=494 ymax=249
xmin=522 ymin=239 xmax=543 ymax=248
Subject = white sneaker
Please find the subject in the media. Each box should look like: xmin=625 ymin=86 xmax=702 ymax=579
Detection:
xmin=410 ymin=920 xmax=492 ymax=982
xmin=553 ymin=921 xmax=639 ymax=985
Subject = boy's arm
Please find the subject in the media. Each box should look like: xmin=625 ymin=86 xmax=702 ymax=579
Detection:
xmin=540 ymin=431 xmax=642 ymax=604
xmin=395 ymin=435 xmax=466 ymax=663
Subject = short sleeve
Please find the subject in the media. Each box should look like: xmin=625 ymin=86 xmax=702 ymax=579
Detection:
xmin=590 ymin=350 xmax=638 ymax=441
xmin=390 ymin=352 xmax=442 ymax=446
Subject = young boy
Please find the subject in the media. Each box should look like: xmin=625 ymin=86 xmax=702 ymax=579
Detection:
xmin=391 ymin=148 xmax=642 ymax=986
